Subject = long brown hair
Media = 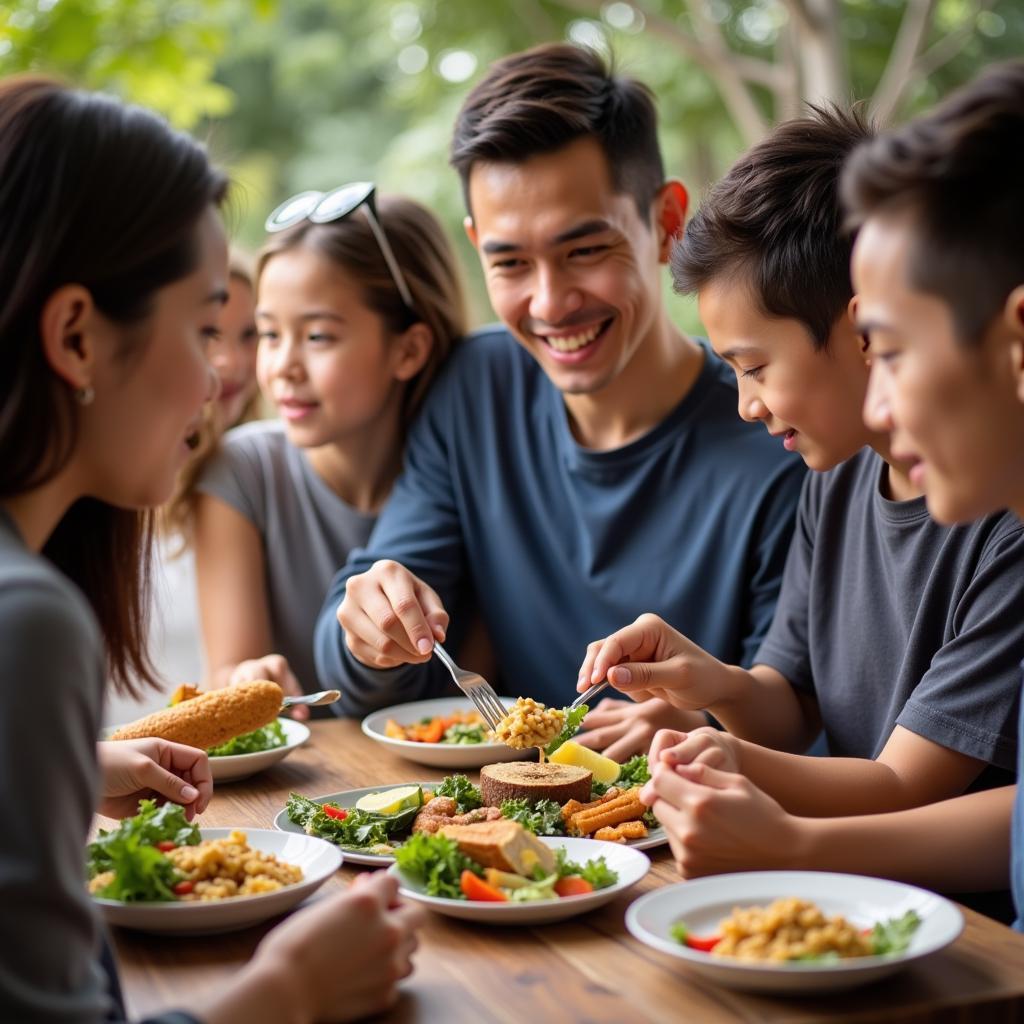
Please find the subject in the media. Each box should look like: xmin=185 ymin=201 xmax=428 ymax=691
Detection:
xmin=257 ymin=194 xmax=467 ymax=431
xmin=0 ymin=76 xmax=228 ymax=697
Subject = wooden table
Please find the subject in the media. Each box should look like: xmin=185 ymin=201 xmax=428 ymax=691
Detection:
xmin=110 ymin=720 xmax=1024 ymax=1023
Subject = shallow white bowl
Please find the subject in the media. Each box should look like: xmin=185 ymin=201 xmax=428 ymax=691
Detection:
xmin=209 ymin=718 xmax=310 ymax=782
xmin=389 ymin=835 xmax=649 ymax=925
xmin=361 ymin=696 xmax=532 ymax=768
xmin=92 ymin=827 xmax=342 ymax=935
xmin=625 ymin=871 xmax=963 ymax=994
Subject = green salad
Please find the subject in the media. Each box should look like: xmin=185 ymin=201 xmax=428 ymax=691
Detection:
xmin=208 ymin=719 xmax=287 ymax=757
xmin=288 ymin=758 xmax=652 ymax=854
xmin=394 ymin=833 xmax=619 ymax=902
xmin=87 ymin=799 xmax=200 ymax=902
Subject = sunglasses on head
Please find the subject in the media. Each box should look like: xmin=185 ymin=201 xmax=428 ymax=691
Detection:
xmin=264 ymin=181 xmax=415 ymax=313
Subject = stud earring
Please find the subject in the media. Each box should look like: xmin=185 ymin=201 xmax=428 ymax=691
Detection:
xmin=75 ymin=385 xmax=95 ymax=406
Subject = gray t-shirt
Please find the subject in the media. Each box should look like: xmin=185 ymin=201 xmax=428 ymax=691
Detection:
xmin=0 ymin=510 xmax=199 ymax=1023
xmin=756 ymin=447 xmax=1022 ymax=784
xmin=196 ymin=421 xmax=377 ymax=695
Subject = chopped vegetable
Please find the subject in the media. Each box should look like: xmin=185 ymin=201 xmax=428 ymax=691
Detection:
xmin=394 ymin=833 xmax=483 ymax=900
xmin=286 ymin=792 xmax=418 ymax=850
xmin=460 ymin=869 xmax=508 ymax=902
xmin=554 ymin=876 xmax=594 ymax=898
xmin=435 ymin=774 xmax=483 ymax=813
xmin=870 ymin=910 xmax=921 ymax=956
xmin=553 ymin=849 xmax=618 ymax=889
xmin=207 ymin=719 xmax=286 ymax=757
xmin=499 ymin=798 xmax=566 ymax=836
xmin=544 ymin=704 xmax=589 ymax=757
xmin=86 ymin=800 xmax=200 ymax=903
xmin=592 ymin=754 xmax=650 ymax=797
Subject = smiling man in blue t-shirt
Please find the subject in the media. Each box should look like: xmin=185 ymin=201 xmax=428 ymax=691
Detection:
xmin=313 ymin=43 xmax=804 ymax=756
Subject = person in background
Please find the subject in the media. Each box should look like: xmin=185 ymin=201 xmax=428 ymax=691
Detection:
xmin=314 ymin=44 xmax=805 ymax=754
xmin=105 ymin=251 xmax=264 ymax=727
xmin=0 ymin=75 xmax=422 ymax=1024
xmin=193 ymin=189 xmax=465 ymax=717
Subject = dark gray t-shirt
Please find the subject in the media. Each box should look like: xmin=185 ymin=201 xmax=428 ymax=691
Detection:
xmin=756 ymin=447 xmax=1022 ymax=784
xmin=197 ymin=421 xmax=377 ymax=695
xmin=0 ymin=510 xmax=199 ymax=1023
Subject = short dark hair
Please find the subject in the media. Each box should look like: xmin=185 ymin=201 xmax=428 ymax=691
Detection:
xmin=672 ymin=105 xmax=873 ymax=349
xmin=0 ymin=76 xmax=228 ymax=697
xmin=450 ymin=43 xmax=664 ymax=220
xmin=842 ymin=60 xmax=1024 ymax=346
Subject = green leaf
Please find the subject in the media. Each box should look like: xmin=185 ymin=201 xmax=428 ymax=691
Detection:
xmin=435 ymin=774 xmax=482 ymax=812
xmin=545 ymin=704 xmax=588 ymax=756
xmin=499 ymin=798 xmax=565 ymax=836
xmin=208 ymin=719 xmax=286 ymax=756
xmin=870 ymin=910 xmax=921 ymax=956
xmin=393 ymin=832 xmax=481 ymax=899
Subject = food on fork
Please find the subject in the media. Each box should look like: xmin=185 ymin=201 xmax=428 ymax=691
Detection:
xmin=492 ymin=697 xmax=565 ymax=750
xmin=109 ymin=680 xmax=283 ymax=750
xmin=480 ymin=761 xmax=593 ymax=807
xmin=438 ymin=819 xmax=557 ymax=877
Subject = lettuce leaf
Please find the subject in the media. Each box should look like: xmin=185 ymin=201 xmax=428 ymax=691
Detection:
xmin=545 ymin=704 xmax=589 ymax=756
xmin=208 ymin=719 xmax=286 ymax=756
xmin=394 ymin=833 xmax=482 ymax=899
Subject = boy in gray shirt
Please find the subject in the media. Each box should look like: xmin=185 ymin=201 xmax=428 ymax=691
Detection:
xmin=579 ymin=107 xmax=1022 ymax=916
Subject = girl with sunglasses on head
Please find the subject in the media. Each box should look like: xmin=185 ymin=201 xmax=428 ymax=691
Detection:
xmin=191 ymin=187 xmax=466 ymax=715
xmin=0 ymin=77 xmax=423 ymax=1023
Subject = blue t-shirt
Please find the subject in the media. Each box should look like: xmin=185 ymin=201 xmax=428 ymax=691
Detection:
xmin=314 ymin=326 xmax=806 ymax=715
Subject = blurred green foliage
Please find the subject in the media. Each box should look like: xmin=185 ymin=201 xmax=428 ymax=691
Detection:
xmin=4 ymin=0 xmax=1022 ymax=333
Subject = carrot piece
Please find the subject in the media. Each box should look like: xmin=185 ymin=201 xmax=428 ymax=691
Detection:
xmin=554 ymin=876 xmax=594 ymax=898
xmin=460 ymin=870 xmax=507 ymax=902
xmin=411 ymin=718 xmax=445 ymax=744
xmin=384 ymin=719 xmax=407 ymax=740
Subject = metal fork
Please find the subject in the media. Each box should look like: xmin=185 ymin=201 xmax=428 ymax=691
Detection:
xmin=432 ymin=641 xmax=508 ymax=730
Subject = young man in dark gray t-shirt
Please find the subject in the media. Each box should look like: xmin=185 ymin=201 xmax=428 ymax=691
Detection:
xmin=578 ymin=107 xmax=1022 ymax=915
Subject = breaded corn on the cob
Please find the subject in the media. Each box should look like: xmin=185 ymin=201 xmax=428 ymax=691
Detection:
xmin=109 ymin=680 xmax=283 ymax=750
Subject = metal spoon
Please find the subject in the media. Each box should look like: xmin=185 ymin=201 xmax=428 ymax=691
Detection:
xmin=281 ymin=689 xmax=342 ymax=708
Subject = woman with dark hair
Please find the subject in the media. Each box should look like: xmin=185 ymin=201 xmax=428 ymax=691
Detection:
xmin=0 ymin=77 xmax=422 ymax=1023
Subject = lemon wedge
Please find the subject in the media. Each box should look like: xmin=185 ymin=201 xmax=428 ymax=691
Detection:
xmin=548 ymin=740 xmax=621 ymax=785
xmin=354 ymin=784 xmax=423 ymax=815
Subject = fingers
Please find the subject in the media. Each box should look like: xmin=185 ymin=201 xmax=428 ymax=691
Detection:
xmin=579 ymin=698 xmax=632 ymax=728
xmin=136 ymin=754 xmax=202 ymax=808
xmin=340 ymin=562 xmax=447 ymax=666
xmin=648 ymin=728 xmax=688 ymax=764
xmin=164 ymin=741 xmax=214 ymax=813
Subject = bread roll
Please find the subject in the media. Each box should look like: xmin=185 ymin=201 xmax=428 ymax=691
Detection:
xmin=109 ymin=680 xmax=283 ymax=750
xmin=480 ymin=762 xmax=592 ymax=807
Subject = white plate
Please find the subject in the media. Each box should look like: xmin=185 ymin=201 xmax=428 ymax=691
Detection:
xmin=390 ymin=836 xmax=649 ymax=925
xmin=274 ymin=783 xmax=668 ymax=865
xmin=625 ymin=871 xmax=964 ymax=994
xmin=209 ymin=718 xmax=310 ymax=782
xmin=361 ymin=696 xmax=533 ymax=768
xmin=273 ymin=783 xmax=443 ymax=866
xmin=92 ymin=827 xmax=342 ymax=935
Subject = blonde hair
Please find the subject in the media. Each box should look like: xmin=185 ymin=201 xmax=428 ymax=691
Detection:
xmin=161 ymin=247 xmax=262 ymax=549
